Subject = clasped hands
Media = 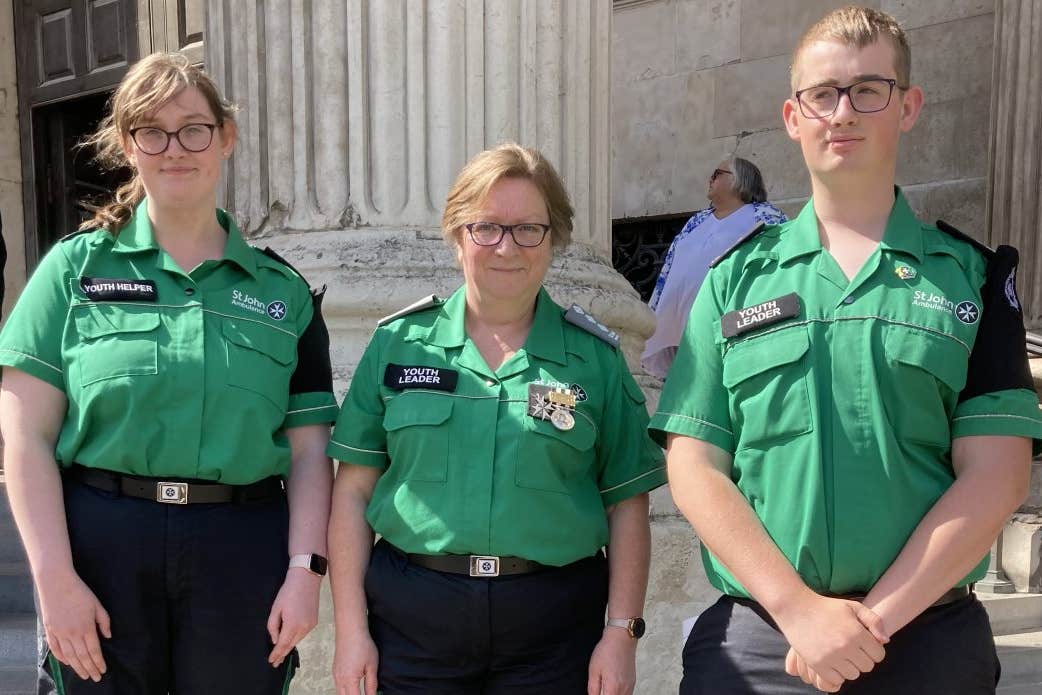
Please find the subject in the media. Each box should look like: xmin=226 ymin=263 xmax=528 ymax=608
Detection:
xmin=776 ymin=594 xmax=889 ymax=693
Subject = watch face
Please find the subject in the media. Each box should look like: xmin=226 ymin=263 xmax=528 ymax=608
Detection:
xmin=630 ymin=618 xmax=646 ymax=639
xmin=309 ymin=554 xmax=328 ymax=576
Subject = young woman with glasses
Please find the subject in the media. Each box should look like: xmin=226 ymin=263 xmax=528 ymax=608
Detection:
xmin=0 ymin=53 xmax=338 ymax=694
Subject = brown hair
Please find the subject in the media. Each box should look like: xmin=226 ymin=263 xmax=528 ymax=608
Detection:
xmin=791 ymin=6 xmax=911 ymax=90
xmin=441 ymin=143 xmax=574 ymax=250
xmin=79 ymin=52 xmax=236 ymax=233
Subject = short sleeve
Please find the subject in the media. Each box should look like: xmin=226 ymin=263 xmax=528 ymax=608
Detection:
xmin=284 ymin=285 xmax=338 ymax=428
xmin=326 ymin=330 xmax=388 ymax=468
xmin=952 ymin=245 xmax=1042 ymax=445
xmin=596 ymin=351 xmax=666 ymax=507
xmin=648 ymin=268 xmax=735 ymax=452
xmin=0 ymin=242 xmax=72 ymax=391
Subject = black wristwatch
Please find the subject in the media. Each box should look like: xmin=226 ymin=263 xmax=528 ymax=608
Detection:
xmin=606 ymin=617 xmax=646 ymax=639
xmin=289 ymin=553 xmax=328 ymax=577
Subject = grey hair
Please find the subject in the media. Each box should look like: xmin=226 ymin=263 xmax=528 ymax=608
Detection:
xmin=727 ymin=156 xmax=768 ymax=204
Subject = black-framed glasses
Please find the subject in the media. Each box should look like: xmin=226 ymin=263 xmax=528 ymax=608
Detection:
xmin=794 ymin=78 xmax=906 ymax=119
xmin=710 ymin=168 xmax=732 ymax=182
xmin=464 ymin=222 xmax=551 ymax=247
xmin=129 ymin=123 xmax=218 ymax=155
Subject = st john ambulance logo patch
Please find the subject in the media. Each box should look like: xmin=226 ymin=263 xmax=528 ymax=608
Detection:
xmin=955 ymin=301 xmax=980 ymax=324
xmin=266 ymin=300 xmax=287 ymax=321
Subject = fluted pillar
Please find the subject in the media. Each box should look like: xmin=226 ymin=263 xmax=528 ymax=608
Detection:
xmin=206 ymin=1 xmax=649 ymax=387
xmin=987 ymin=0 xmax=1042 ymax=327
xmin=205 ymin=3 xmax=653 ymax=693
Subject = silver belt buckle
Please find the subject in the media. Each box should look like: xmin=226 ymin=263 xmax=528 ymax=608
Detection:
xmin=157 ymin=482 xmax=188 ymax=504
xmin=470 ymin=555 xmax=500 ymax=577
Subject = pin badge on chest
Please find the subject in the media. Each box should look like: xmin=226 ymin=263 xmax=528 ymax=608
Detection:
xmin=550 ymin=408 xmax=575 ymax=431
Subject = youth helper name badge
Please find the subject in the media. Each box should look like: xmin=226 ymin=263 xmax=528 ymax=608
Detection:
xmin=383 ymin=364 xmax=459 ymax=392
xmin=720 ymin=293 xmax=800 ymax=338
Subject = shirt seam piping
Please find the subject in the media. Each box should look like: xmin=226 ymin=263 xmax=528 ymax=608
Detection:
xmin=69 ymin=302 xmax=298 ymax=338
xmin=952 ymin=414 xmax=1041 ymax=424
xmin=600 ymin=465 xmax=666 ymax=495
xmin=286 ymin=404 xmax=338 ymax=415
xmin=654 ymin=411 xmax=733 ymax=436
xmin=328 ymin=440 xmax=386 ymax=455
xmin=0 ymin=349 xmax=63 ymax=374
xmin=725 ymin=316 xmax=971 ymax=354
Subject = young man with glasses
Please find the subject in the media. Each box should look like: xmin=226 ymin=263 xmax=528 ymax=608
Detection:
xmin=643 ymin=157 xmax=785 ymax=378
xmin=652 ymin=6 xmax=1041 ymax=694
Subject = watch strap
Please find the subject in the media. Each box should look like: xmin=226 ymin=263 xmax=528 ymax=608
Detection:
xmin=288 ymin=553 xmax=327 ymax=576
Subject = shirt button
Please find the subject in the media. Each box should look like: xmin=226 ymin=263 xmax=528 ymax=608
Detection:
xmin=486 ymin=379 xmax=495 ymax=387
xmin=843 ymin=295 xmax=855 ymax=304
xmin=185 ymin=287 xmax=195 ymax=296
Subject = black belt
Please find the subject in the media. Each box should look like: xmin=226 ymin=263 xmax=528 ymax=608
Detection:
xmin=65 ymin=464 xmax=284 ymax=505
xmin=732 ymin=585 xmax=971 ymax=614
xmin=397 ymin=541 xmax=550 ymax=577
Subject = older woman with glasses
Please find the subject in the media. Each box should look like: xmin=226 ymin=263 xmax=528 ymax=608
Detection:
xmin=328 ymin=143 xmax=666 ymax=695
xmin=642 ymin=156 xmax=787 ymax=378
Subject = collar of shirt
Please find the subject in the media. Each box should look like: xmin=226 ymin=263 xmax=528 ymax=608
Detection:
xmin=418 ymin=285 xmax=568 ymax=367
xmin=111 ymin=199 xmax=259 ymax=280
xmin=775 ymin=186 xmax=924 ymax=267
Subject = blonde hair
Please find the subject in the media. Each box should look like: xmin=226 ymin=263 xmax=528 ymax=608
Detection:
xmin=79 ymin=52 xmax=237 ymax=233
xmin=441 ymin=143 xmax=574 ymax=250
xmin=791 ymin=6 xmax=911 ymax=90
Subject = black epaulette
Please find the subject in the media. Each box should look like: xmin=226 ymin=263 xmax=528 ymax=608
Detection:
xmin=563 ymin=304 xmax=620 ymax=348
xmin=378 ymin=295 xmax=443 ymax=327
xmin=261 ymin=246 xmax=306 ymax=276
xmin=709 ymin=222 xmax=766 ymax=268
xmin=935 ymin=220 xmax=994 ymax=258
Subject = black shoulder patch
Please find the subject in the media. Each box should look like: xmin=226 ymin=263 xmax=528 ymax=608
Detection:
xmin=709 ymin=222 xmax=766 ymax=268
xmin=378 ymin=295 xmax=443 ymax=327
xmin=260 ymin=246 xmax=307 ymax=278
xmin=563 ymin=304 xmax=620 ymax=348
xmin=935 ymin=220 xmax=993 ymax=258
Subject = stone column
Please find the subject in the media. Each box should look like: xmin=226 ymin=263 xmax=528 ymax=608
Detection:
xmin=206 ymin=0 xmax=650 ymax=390
xmin=987 ymin=0 xmax=1042 ymax=327
xmin=986 ymin=0 xmax=1042 ymax=598
xmin=206 ymin=3 xmax=656 ymax=692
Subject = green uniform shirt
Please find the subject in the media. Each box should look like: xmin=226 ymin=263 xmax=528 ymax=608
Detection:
xmin=650 ymin=190 xmax=1042 ymax=598
xmin=328 ymin=286 xmax=666 ymax=566
xmin=0 ymin=201 xmax=338 ymax=483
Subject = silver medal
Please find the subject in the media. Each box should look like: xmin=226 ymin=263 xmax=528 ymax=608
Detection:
xmin=550 ymin=408 xmax=575 ymax=431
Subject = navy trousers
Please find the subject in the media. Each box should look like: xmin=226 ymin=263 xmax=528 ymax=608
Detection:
xmin=366 ymin=539 xmax=609 ymax=695
xmin=680 ymin=594 xmax=1000 ymax=695
xmin=42 ymin=476 xmax=297 ymax=694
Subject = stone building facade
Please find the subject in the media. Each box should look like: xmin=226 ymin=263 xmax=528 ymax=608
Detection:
xmin=0 ymin=1 xmax=1040 ymax=693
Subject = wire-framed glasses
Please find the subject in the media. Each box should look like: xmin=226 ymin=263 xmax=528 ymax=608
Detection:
xmin=464 ymin=222 xmax=551 ymax=247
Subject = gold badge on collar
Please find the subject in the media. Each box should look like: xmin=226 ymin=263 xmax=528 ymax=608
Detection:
xmin=895 ymin=264 xmax=917 ymax=280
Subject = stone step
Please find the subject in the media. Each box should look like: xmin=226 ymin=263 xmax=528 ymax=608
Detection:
xmin=0 ymin=562 xmax=34 ymax=615
xmin=981 ymin=593 xmax=1042 ymax=635
xmin=996 ymin=629 xmax=1042 ymax=691
xmin=0 ymin=613 xmax=36 ymax=695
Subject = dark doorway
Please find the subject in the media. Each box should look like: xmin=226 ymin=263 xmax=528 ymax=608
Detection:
xmin=31 ymin=91 xmax=131 ymax=255
xmin=612 ymin=212 xmax=694 ymax=303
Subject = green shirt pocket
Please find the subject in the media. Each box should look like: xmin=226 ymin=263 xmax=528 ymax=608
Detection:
xmin=516 ymin=408 xmax=596 ymax=494
xmin=73 ymin=306 xmax=160 ymax=387
xmin=884 ymin=327 xmax=967 ymax=447
xmin=223 ymin=318 xmax=296 ymax=410
xmin=383 ymin=392 xmax=453 ymax=482
xmin=722 ymin=327 xmax=812 ymax=450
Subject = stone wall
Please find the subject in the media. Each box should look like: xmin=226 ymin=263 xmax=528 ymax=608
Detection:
xmin=612 ymin=0 xmax=996 ymax=238
xmin=0 ymin=1 xmax=25 ymax=318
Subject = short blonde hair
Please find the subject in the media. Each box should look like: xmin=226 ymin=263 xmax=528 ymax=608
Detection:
xmin=441 ymin=143 xmax=574 ymax=250
xmin=80 ymin=52 xmax=237 ymax=233
xmin=791 ymin=6 xmax=911 ymax=91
